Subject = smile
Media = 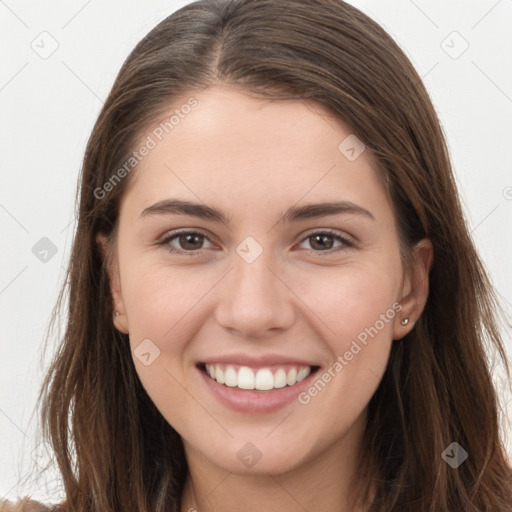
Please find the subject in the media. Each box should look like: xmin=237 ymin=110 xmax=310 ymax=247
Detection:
xmin=197 ymin=356 xmax=321 ymax=413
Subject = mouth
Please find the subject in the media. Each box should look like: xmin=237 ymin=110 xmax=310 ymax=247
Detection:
xmin=197 ymin=363 xmax=321 ymax=393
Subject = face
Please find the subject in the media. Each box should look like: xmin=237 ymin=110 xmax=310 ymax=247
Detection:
xmin=105 ymin=85 xmax=430 ymax=477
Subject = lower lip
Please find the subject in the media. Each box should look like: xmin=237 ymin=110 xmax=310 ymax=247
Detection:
xmin=198 ymin=366 xmax=319 ymax=414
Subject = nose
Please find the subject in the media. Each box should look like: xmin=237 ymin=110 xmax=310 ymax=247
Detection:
xmin=214 ymin=250 xmax=296 ymax=338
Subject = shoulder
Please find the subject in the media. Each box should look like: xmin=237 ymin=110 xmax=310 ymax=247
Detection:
xmin=0 ymin=498 xmax=56 ymax=512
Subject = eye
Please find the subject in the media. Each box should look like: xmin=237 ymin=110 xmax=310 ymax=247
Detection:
xmin=158 ymin=229 xmax=355 ymax=256
xmin=297 ymin=230 xmax=354 ymax=253
xmin=159 ymin=230 xmax=213 ymax=255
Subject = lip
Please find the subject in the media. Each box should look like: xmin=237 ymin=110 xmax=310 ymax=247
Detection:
xmin=197 ymin=363 xmax=320 ymax=414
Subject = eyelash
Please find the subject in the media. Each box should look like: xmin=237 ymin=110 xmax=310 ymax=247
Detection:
xmin=157 ymin=229 xmax=355 ymax=256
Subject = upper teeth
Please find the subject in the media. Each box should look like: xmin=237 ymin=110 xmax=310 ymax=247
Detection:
xmin=205 ymin=364 xmax=312 ymax=390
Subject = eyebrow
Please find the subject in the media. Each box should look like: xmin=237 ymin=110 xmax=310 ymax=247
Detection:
xmin=140 ymin=199 xmax=375 ymax=223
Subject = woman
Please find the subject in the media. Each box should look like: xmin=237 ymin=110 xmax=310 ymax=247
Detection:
xmin=2 ymin=0 xmax=511 ymax=510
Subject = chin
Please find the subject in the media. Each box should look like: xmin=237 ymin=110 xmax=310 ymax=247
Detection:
xmin=186 ymin=433 xmax=315 ymax=476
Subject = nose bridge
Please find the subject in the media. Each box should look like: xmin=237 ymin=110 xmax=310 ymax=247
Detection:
xmin=234 ymin=249 xmax=274 ymax=297
xmin=214 ymin=243 xmax=295 ymax=336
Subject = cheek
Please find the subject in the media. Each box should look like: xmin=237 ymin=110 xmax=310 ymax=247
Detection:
xmin=292 ymin=261 xmax=399 ymax=409
xmin=121 ymin=258 xmax=210 ymax=341
xmin=296 ymin=259 xmax=401 ymax=342
xmin=119 ymin=264 xmax=209 ymax=427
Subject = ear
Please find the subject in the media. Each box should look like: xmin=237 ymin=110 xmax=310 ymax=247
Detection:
xmin=393 ymin=238 xmax=433 ymax=340
xmin=96 ymin=233 xmax=129 ymax=334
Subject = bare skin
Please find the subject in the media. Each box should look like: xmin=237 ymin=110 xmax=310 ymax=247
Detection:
xmin=100 ymin=85 xmax=433 ymax=512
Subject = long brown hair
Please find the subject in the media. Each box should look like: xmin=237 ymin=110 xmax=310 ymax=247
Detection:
xmin=31 ymin=0 xmax=512 ymax=510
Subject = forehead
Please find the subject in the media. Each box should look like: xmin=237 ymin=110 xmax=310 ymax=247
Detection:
xmin=144 ymin=85 xmax=364 ymax=160
xmin=119 ymin=85 xmax=389 ymax=221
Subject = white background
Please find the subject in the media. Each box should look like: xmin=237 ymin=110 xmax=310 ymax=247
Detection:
xmin=1 ymin=0 xmax=512 ymax=503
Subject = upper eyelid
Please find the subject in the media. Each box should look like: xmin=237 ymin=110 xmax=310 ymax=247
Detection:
xmin=159 ymin=228 xmax=215 ymax=244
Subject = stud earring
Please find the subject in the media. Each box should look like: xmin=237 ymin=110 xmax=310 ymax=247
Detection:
xmin=114 ymin=310 xmax=120 ymax=316
xmin=401 ymin=317 xmax=409 ymax=326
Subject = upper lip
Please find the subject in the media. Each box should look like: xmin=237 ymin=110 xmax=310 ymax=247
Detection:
xmin=199 ymin=353 xmax=319 ymax=368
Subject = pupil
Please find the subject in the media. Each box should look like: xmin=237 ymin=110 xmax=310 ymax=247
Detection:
xmin=181 ymin=233 xmax=202 ymax=250
xmin=312 ymin=234 xmax=333 ymax=250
